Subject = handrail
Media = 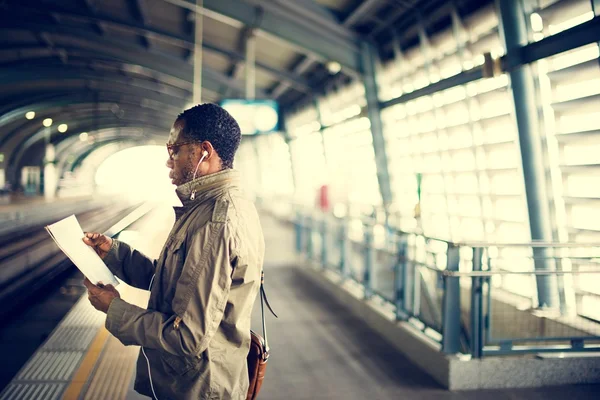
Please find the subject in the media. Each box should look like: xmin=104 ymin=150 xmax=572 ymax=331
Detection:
xmin=301 ymin=212 xmax=600 ymax=277
xmin=432 ymin=241 xmax=600 ymax=249
xmin=375 ymin=256 xmax=600 ymax=277
xmin=294 ymin=207 xmax=600 ymax=358
xmin=299 ymin=209 xmax=600 ymax=249
xmin=441 ymin=268 xmax=600 ymax=278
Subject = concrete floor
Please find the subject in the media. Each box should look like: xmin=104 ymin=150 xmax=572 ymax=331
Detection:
xmin=253 ymin=264 xmax=600 ymax=399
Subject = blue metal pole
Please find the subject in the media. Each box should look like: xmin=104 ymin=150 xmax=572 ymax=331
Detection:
xmin=485 ymin=254 xmax=493 ymax=345
xmin=360 ymin=42 xmax=393 ymax=209
xmin=295 ymin=211 xmax=303 ymax=254
xmin=470 ymin=247 xmax=484 ymax=358
xmin=442 ymin=245 xmax=461 ymax=354
xmin=412 ymin=258 xmax=421 ymax=318
xmin=284 ymin=136 xmax=298 ymax=192
xmin=321 ymin=217 xmax=328 ymax=268
xmin=404 ymin=235 xmax=413 ymax=314
xmin=306 ymin=215 xmax=314 ymax=261
xmin=313 ymin=97 xmax=330 ymax=168
xmin=339 ymin=219 xmax=349 ymax=278
xmin=395 ymin=236 xmax=409 ymax=320
xmin=496 ymin=0 xmax=559 ymax=309
xmin=363 ymin=226 xmax=374 ymax=299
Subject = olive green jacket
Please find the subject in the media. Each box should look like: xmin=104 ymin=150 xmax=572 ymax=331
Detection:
xmin=104 ymin=169 xmax=264 ymax=399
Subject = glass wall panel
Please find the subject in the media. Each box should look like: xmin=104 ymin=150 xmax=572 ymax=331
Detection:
xmin=530 ymin=0 xmax=599 ymax=317
xmin=379 ymin=4 xmax=527 ymax=246
xmin=285 ymin=82 xmax=381 ymax=211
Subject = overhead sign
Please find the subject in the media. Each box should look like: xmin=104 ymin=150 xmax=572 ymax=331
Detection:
xmin=220 ymin=99 xmax=279 ymax=135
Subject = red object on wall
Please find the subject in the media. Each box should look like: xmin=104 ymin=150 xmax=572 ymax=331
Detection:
xmin=319 ymin=184 xmax=330 ymax=211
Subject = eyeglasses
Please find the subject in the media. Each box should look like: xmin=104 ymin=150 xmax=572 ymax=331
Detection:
xmin=166 ymin=141 xmax=198 ymax=160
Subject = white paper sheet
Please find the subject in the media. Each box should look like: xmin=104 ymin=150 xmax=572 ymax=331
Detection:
xmin=45 ymin=214 xmax=119 ymax=286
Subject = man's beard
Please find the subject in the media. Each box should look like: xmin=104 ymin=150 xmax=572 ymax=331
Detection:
xmin=180 ymin=156 xmax=198 ymax=184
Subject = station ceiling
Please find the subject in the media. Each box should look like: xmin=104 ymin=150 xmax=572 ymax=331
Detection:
xmin=0 ymin=0 xmax=490 ymax=176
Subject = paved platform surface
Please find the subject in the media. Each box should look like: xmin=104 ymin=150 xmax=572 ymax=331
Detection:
xmin=3 ymin=210 xmax=599 ymax=400
xmin=252 ymin=214 xmax=600 ymax=400
xmin=0 ymin=195 xmax=84 ymax=212
xmin=255 ymin=263 xmax=600 ymax=399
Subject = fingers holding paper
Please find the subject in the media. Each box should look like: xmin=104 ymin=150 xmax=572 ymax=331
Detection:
xmin=82 ymin=232 xmax=113 ymax=259
xmin=84 ymin=277 xmax=120 ymax=313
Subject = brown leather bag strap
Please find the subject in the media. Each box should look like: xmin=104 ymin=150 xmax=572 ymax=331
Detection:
xmin=260 ymin=271 xmax=278 ymax=360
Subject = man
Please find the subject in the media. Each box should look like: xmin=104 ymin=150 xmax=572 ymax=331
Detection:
xmin=83 ymin=103 xmax=264 ymax=399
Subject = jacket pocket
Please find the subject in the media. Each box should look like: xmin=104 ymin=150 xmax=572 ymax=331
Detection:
xmin=160 ymin=351 xmax=202 ymax=376
xmin=164 ymin=234 xmax=186 ymax=277
xmin=166 ymin=234 xmax=186 ymax=257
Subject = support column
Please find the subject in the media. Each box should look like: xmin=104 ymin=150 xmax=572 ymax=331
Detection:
xmin=394 ymin=235 xmax=409 ymax=320
xmin=470 ymin=247 xmax=484 ymax=358
xmin=192 ymin=0 xmax=204 ymax=105
xmin=363 ymin=225 xmax=374 ymax=299
xmin=339 ymin=219 xmax=349 ymax=278
xmin=245 ymin=31 xmax=263 ymax=198
xmin=497 ymin=0 xmax=559 ymax=308
xmin=321 ymin=217 xmax=328 ymax=268
xmin=44 ymin=143 xmax=57 ymax=200
xmin=360 ymin=42 xmax=393 ymax=209
xmin=442 ymin=245 xmax=461 ymax=353
xmin=313 ymin=97 xmax=330 ymax=168
xmin=295 ymin=211 xmax=303 ymax=253
xmin=245 ymin=33 xmax=256 ymax=101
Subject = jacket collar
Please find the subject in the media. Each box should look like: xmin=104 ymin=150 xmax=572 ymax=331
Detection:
xmin=175 ymin=169 xmax=240 ymax=212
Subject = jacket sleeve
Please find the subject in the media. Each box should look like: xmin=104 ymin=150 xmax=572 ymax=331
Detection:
xmin=103 ymin=239 xmax=156 ymax=290
xmin=105 ymin=221 xmax=233 ymax=357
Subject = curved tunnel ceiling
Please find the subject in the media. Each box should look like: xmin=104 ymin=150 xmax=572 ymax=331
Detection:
xmin=9 ymin=116 xmax=169 ymax=180
xmin=0 ymin=0 xmax=488 ymax=182
xmin=4 ymin=106 xmax=172 ymax=155
xmin=1 ymin=102 xmax=175 ymax=148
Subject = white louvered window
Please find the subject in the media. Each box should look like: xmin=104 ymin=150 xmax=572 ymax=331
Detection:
xmin=289 ymin=131 xmax=327 ymax=207
xmin=379 ymin=4 xmax=530 ymax=245
xmin=319 ymin=82 xmax=382 ymax=210
xmin=379 ymin=3 xmax=538 ymax=297
xmin=254 ymin=134 xmax=295 ymax=198
xmin=286 ymin=82 xmax=381 ymax=212
xmin=235 ymin=140 xmax=262 ymax=199
xmin=236 ymin=134 xmax=294 ymax=203
xmin=530 ymin=0 xmax=600 ymax=319
xmin=286 ymin=105 xmax=326 ymax=207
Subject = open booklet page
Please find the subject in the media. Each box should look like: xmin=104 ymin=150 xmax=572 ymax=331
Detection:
xmin=45 ymin=215 xmax=119 ymax=286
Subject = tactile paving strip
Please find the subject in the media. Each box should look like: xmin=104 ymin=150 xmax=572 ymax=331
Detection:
xmin=0 ymin=296 xmax=106 ymax=400
xmin=43 ymin=327 xmax=99 ymax=352
xmin=82 ymin=337 xmax=140 ymax=400
xmin=0 ymin=383 xmax=65 ymax=400
xmin=17 ymin=351 xmax=83 ymax=381
xmin=60 ymin=299 xmax=105 ymax=327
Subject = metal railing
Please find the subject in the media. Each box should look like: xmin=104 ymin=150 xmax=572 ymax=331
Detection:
xmin=294 ymin=209 xmax=600 ymax=358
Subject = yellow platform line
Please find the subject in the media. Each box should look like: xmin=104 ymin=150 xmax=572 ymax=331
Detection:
xmin=62 ymin=327 xmax=110 ymax=400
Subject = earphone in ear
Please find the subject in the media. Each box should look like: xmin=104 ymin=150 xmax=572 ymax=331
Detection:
xmin=190 ymin=150 xmax=209 ymax=200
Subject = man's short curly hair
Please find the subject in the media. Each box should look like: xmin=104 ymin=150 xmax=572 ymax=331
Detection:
xmin=176 ymin=103 xmax=241 ymax=169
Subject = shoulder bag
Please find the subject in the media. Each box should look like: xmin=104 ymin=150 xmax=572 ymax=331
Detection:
xmin=247 ymin=271 xmax=277 ymax=400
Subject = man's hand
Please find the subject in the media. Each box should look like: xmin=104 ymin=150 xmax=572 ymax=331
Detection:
xmin=83 ymin=278 xmax=120 ymax=313
xmin=82 ymin=232 xmax=113 ymax=259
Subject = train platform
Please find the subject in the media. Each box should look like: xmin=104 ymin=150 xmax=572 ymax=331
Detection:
xmin=1 ymin=208 xmax=599 ymax=400
xmin=2 ymin=0 xmax=600 ymax=398
xmin=0 ymin=195 xmax=107 ymax=213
